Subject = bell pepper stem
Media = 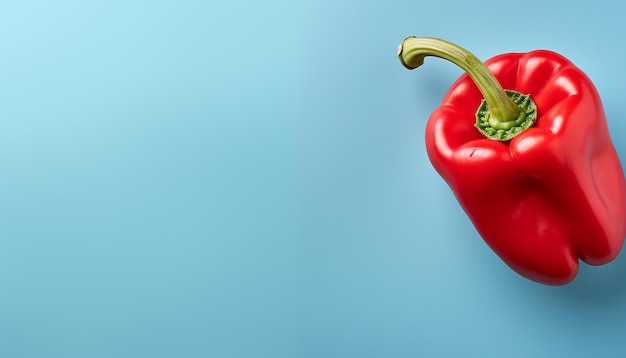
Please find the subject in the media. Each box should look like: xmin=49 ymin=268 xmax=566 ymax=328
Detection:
xmin=398 ymin=37 xmax=519 ymax=121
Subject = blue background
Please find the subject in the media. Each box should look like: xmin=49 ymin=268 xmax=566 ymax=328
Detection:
xmin=2 ymin=0 xmax=626 ymax=357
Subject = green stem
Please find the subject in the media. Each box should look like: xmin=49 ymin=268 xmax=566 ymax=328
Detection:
xmin=398 ymin=37 xmax=519 ymax=124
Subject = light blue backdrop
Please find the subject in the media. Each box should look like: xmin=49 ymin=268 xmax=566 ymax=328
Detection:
xmin=2 ymin=0 xmax=626 ymax=357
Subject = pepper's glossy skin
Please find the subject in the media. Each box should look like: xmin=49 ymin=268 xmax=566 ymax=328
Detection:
xmin=426 ymin=50 xmax=626 ymax=285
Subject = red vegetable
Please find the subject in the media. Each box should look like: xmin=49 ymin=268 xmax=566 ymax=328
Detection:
xmin=398 ymin=37 xmax=626 ymax=285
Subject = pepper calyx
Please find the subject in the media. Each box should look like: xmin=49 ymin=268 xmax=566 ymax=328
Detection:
xmin=475 ymin=90 xmax=538 ymax=141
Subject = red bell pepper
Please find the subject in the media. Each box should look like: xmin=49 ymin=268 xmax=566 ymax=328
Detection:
xmin=398 ymin=37 xmax=626 ymax=285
